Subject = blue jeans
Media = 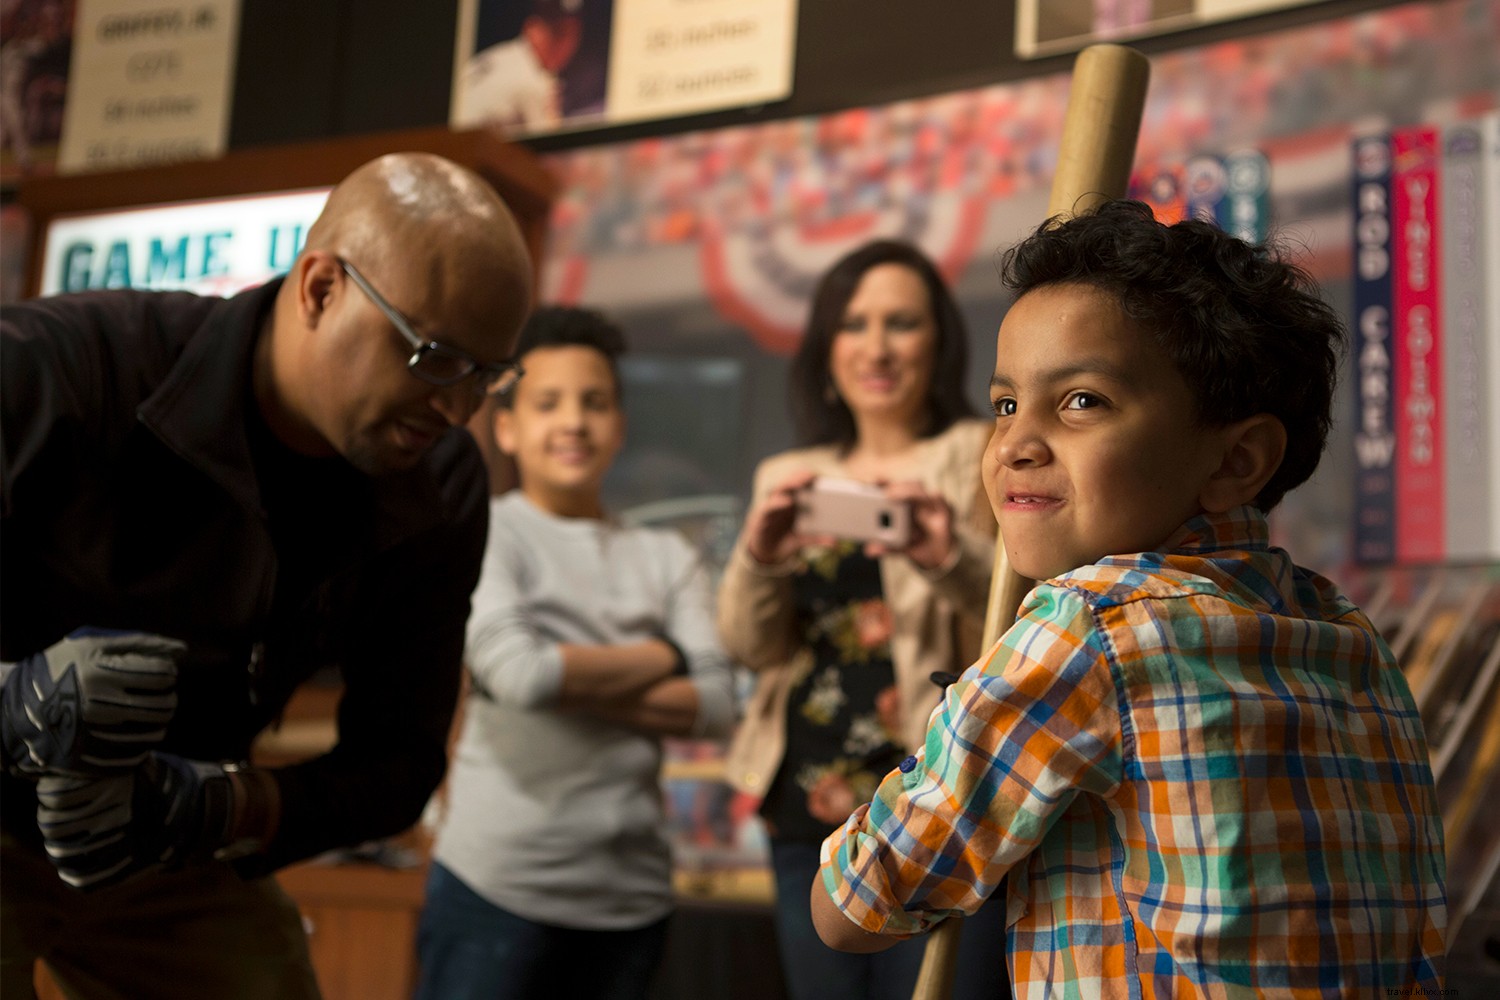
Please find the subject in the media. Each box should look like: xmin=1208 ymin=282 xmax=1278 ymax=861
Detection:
xmin=415 ymin=862 xmax=669 ymax=1000
xmin=772 ymin=839 xmax=1010 ymax=1000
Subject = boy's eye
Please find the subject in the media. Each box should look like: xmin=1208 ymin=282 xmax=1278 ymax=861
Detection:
xmin=992 ymin=397 xmax=1017 ymax=417
xmin=1065 ymin=392 xmax=1103 ymax=411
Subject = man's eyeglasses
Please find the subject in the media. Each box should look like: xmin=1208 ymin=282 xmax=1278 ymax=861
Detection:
xmin=339 ymin=259 xmax=523 ymax=397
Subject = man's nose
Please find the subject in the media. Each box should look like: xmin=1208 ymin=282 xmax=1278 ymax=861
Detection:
xmin=429 ymin=381 xmax=482 ymax=427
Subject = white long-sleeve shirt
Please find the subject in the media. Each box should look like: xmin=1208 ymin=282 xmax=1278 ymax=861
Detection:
xmin=433 ymin=491 xmax=737 ymax=929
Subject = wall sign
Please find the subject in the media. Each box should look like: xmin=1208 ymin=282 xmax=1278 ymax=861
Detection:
xmin=38 ymin=187 xmax=329 ymax=296
xmin=57 ymin=0 xmax=240 ymax=173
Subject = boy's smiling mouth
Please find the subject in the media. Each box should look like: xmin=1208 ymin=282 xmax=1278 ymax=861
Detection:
xmin=1004 ymin=492 xmax=1064 ymax=509
xmin=550 ymin=444 xmax=593 ymax=463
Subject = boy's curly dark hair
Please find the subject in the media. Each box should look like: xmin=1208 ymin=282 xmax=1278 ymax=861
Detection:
xmin=999 ymin=199 xmax=1346 ymax=511
xmin=499 ymin=304 xmax=627 ymax=408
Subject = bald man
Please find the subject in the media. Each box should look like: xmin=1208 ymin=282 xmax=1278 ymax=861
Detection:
xmin=0 ymin=153 xmax=532 ymax=999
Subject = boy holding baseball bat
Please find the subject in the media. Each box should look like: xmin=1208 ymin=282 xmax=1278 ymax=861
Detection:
xmin=812 ymin=200 xmax=1447 ymax=996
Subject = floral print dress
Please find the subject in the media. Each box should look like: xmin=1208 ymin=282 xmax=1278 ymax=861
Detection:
xmin=762 ymin=542 xmax=905 ymax=844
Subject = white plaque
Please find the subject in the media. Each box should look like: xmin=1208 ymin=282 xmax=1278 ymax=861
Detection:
xmin=57 ymin=0 xmax=241 ymax=173
xmin=606 ymin=0 xmax=797 ymax=123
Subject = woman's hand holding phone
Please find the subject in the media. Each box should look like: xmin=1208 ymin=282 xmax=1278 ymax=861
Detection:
xmin=792 ymin=477 xmax=911 ymax=550
xmin=746 ymin=473 xmax=955 ymax=570
xmin=865 ymin=480 xmax=956 ymax=571
xmin=744 ymin=469 xmax=820 ymax=565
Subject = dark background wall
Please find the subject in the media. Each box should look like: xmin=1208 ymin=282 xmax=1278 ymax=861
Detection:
xmin=230 ymin=0 xmax=1405 ymax=154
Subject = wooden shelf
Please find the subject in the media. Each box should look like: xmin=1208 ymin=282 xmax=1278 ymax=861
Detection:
xmin=276 ymin=859 xmax=429 ymax=1000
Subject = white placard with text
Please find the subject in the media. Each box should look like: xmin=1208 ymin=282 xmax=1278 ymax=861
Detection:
xmin=57 ymin=0 xmax=241 ymax=173
xmin=606 ymin=0 xmax=796 ymax=122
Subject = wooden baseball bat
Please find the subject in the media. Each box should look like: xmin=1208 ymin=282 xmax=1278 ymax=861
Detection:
xmin=910 ymin=43 xmax=1150 ymax=1000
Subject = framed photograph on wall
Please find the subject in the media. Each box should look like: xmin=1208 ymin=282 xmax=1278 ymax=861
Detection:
xmin=450 ymin=0 xmax=798 ymax=139
xmin=1015 ymin=0 xmax=1330 ymax=59
xmin=0 ymin=0 xmax=75 ymax=185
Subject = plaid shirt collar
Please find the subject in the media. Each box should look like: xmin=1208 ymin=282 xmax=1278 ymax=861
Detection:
xmin=1155 ymin=504 xmax=1270 ymax=556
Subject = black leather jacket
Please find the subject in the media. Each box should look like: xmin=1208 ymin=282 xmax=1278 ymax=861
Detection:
xmin=1 ymin=279 xmax=488 ymax=873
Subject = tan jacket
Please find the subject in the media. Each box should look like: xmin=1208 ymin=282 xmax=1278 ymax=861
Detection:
xmin=717 ymin=419 xmax=996 ymax=799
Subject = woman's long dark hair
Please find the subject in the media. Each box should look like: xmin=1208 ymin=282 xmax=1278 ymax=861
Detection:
xmin=788 ymin=240 xmax=975 ymax=450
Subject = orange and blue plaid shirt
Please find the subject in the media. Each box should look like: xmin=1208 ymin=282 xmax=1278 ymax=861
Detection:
xmin=819 ymin=506 xmax=1447 ymax=998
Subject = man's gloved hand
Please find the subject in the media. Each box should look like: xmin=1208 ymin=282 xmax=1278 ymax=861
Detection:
xmin=2 ymin=628 xmax=183 ymax=777
xmin=35 ymin=771 xmax=138 ymax=890
xmin=37 ymin=752 xmax=280 ymax=891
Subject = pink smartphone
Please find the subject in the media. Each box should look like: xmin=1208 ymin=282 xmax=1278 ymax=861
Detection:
xmin=794 ymin=478 xmax=912 ymax=548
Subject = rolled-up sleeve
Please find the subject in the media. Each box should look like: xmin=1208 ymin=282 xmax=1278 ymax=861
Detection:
xmin=464 ymin=507 xmax=566 ymax=710
xmin=817 ymin=585 xmax=1123 ymax=936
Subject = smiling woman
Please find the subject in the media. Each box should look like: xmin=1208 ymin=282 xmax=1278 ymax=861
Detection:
xmin=715 ymin=239 xmax=1010 ymax=1000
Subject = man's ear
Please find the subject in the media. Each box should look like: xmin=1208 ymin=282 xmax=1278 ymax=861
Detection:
xmin=295 ymin=252 xmax=340 ymax=329
xmin=493 ymin=406 xmax=518 ymax=457
xmin=1199 ymin=414 xmax=1286 ymax=513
